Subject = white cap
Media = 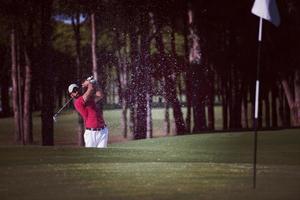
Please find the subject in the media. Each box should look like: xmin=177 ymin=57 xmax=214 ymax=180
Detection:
xmin=68 ymin=84 xmax=79 ymax=93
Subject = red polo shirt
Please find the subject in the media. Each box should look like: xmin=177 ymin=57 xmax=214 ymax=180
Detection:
xmin=74 ymin=96 xmax=105 ymax=128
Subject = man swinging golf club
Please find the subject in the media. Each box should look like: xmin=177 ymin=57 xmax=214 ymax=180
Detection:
xmin=68 ymin=76 xmax=108 ymax=148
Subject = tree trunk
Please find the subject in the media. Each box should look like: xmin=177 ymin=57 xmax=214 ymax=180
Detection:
xmin=134 ymin=63 xmax=147 ymax=139
xmin=279 ymin=83 xmax=291 ymax=127
xmin=222 ymin=76 xmax=229 ymax=130
xmin=271 ymin=84 xmax=278 ymax=127
xmin=22 ymin=8 xmax=36 ymax=145
xmin=134 ymin=11 xmax=150 ymax=139
xmin=281 ymin=70 xmax=300 ymax=126
xmin=17 ymin=55 xmax=24 ymax=145
xmin=121 ymin=102 xmax=128 ymax=138
xmin=185 ymin=72 xmax=192 ymax=132
xmin=188 ymin=6 xmax=206 ymax=132
xmin=192 ymin=95 xmax=206 ymax=132
xmin=145 ymin=48 xmax=153 ymax=138
xmin=190 ymin=64 xmax=207 ymax=132
xmin=129 ymin=30 xmax=138 ymax=137
xmin=129 ymin=104 xmax=136 ymax=137
xmin=0 ymin=48 xmax=10 ymax=117
xmin=115 ymin=32 xmax=128 ymax=138
xmin=57 ymin=91 xmax=63 ymax=108
xmin=91 ymin=12 xmax=98 ymax=81
xmin=71 ymin=12 xmax=82 ymax=79
xmin=0 ymin=78 xmax=10 ymax=117
xmin=40 ymin=0 xmax=54 ymax=146
xmin=207 ymin=90 xmax=214 ymax=130
xmin=278 ymin=85 xmax=284 ymax=127
xmin=151 ymin=13 xmax=185 ymax=135
xmin=241 ymin=83 xmax=248 ymax=128
xmin=294 ymin=70 xmax=300 ymax=125
xmin=23 ymin=48 xmax=33 ymax=144
xmin=264 ymin=90 xmax=271 ymax=128
xmin=121 ymin=97 xmax=128 ymax=138
xmin=236 ymin=75 xmax=243 ymax=129
xmin=183 ymin=5 xmax=191 ymax=133
xmin=164 ymin=97 xmax=170 ymax=135
xmin=207 ymin=65 xmax=214 ymax=130
xmin=229 ymin=67 xmax=242 ymax=129
xmin=11 ymin=28 xmax=21 ymax=143
xmin=284 ymin=95 xmax=291 ymax=127
xmin=72 ymin=12 xmax=84 ymax=146
xmin=170 ymin=24 xmax=183 ymax=104
xmin=112 ymin=82 xmax=116 ymax=104
xmin=146 ymin=93 xmax=153 ymax=138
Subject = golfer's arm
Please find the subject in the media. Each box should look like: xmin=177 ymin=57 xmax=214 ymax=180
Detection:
xmin=74 ymin=100 xmax=87 ymax=119
xmin=95 ymin=85 xmax=104 ymax=103
xmin=82 ymin=84 xmax=94 ymax=102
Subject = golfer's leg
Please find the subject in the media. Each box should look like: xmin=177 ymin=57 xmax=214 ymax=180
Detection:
xmin=84 ymin=130 xmax=94 ymax=147
xmin=97 ymin=127 xmax=108 ymax=148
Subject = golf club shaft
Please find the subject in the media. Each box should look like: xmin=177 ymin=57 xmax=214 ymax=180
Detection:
xmin=54 ymin=98 xmax=73 ymax=117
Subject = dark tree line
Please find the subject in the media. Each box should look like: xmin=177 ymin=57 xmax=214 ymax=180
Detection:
xmin=0 ymin=0 xmax=299 ymax=145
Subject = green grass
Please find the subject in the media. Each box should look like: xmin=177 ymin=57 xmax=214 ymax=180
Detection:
xmin=0 ymin=109 xmax=299 ymax=199
xmin=0 ymin=129 xmax=299 ymax=200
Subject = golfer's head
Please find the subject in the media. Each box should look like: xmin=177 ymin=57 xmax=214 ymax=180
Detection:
xmin=68 ymin=84 xmax=80 ymax=98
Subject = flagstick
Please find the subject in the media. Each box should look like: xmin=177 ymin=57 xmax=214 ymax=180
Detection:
xmin=16 ymin=40 xmax=25 ymax=145
xmin=253 ymin=17 xmax=263 ymax=189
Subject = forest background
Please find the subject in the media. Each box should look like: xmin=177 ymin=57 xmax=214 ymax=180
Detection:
xmin=0 ymin=0 xmax=299 ymax=146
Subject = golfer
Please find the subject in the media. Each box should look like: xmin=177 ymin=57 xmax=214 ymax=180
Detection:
xmin=68 ymin=77 xmax=108 ymax=148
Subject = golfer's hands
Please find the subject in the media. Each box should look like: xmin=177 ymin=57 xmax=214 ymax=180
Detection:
xmin=81 ymin=80 xmax=91 ymax=88
xmin=87 ymin=76 xmax=96 ymax=84
xmin=82 ymin=79 xmax=95 ymax=102
xmin=82 ymin=76 xmax=96 ymax=88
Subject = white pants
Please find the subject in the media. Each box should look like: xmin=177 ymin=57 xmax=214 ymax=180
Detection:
xmin=84 ymin=127 xmax=109 ymax=148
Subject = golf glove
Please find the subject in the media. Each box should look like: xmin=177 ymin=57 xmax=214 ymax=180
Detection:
xmin=87 ymin=76 xmax=97 ymax=84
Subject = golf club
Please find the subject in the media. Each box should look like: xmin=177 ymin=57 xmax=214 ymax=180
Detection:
xmin=53 ymin=97 xmax=73 ymax=122
xmin=53 ymin=76 xmax=96 ymax=122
